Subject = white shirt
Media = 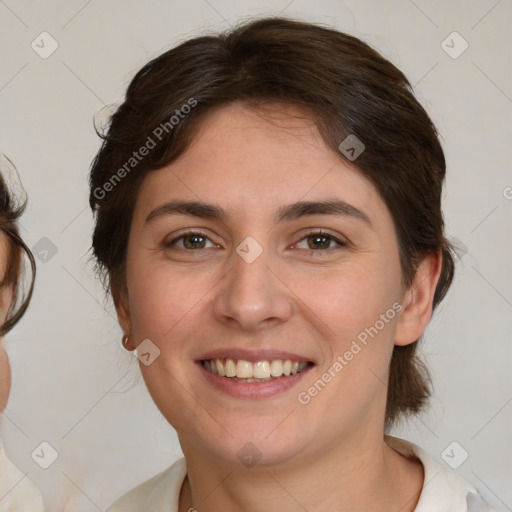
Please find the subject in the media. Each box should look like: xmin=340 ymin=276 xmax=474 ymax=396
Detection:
xmin=0 ymin=440 xmax=45 ymax=512
xmin=107 ymin=436 xmax=495 ymax=511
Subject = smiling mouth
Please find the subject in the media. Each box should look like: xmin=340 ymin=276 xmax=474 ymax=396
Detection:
xmin=201 ymin=358 xmax=313 ymax=382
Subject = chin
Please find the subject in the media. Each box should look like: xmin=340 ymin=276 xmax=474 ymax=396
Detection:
xmin=181 ymin=418 xmax=313 ymax=470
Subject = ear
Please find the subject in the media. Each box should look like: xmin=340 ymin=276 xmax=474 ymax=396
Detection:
xmin=394 ymin=251 xmax=443 ymax=347
xmin=113 ymin=287 xmax=135 ymax=351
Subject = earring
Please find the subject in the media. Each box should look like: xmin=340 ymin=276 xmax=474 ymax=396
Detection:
xmin=122 ymin=334 xmax=133 ymax=351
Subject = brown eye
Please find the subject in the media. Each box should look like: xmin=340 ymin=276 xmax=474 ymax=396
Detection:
xmin=182 ymin=234 xmax=207 ymax=249
xmin=166 ymin=232 xmax=215 ymax=250
xmin=295 ymin=231 xmax=346 ymax=252
xmin=307 ymin=234 xmax=331 ymax=250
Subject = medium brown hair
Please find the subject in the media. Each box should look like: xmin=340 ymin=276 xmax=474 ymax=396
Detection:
xmin=0 ymin=159 xmax=36 ymax=336
xmin=89 ymin=17 xmax=455 ymax=427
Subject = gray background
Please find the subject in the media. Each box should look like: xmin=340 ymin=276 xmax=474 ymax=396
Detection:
xmin=0 ymin=0 xmax=510 ymax=510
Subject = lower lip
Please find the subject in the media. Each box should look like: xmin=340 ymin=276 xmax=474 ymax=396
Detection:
xmin=197 ymin=362 xmax=313 ymax=399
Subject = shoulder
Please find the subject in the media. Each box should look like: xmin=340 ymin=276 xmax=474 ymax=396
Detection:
xmin=106 ymin=458 xmax=187 ymax=512
xmin=385 ymin=436 xmax=495 ymax=512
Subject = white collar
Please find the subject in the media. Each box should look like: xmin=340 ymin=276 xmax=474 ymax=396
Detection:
xmin=116 ymin=437 xmax=494 ymax=511
xmin=385 ymin=436 xmax=493 ymax=512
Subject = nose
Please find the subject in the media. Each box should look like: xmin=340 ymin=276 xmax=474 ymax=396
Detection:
xmin=213 ymin=242 xmax=293 ymax=332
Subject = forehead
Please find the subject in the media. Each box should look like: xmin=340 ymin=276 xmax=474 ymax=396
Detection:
xmin=136 ymin=102 xmax=386 ymax=222
xmin=184 ymin=102 xmax=341 ymax=177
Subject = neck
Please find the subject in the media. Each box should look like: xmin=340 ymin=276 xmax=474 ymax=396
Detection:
xmin=178 ymin=432 xmax=423 ymax=512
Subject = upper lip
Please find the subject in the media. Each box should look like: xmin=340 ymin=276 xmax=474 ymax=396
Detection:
xmin=196 ymin=348 xmax=313 ymax=364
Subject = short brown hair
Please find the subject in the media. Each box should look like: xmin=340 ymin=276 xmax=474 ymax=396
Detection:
xmin=89 ymin=17 xmax=455 ymax=427
xmin=0 ymin=158 xmax=36 ymax=336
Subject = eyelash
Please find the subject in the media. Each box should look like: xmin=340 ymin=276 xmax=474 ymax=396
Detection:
xmin=165 ymin=229 xmax=347 ymax=254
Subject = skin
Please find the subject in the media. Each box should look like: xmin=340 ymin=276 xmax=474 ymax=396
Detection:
xmin=0 ymin=232 xmax=13 ymax=411
xmin=116 ymin=102 xmax=442 ymax=512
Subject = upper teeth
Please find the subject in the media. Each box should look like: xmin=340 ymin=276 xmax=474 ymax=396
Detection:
xmin=203 ymin=359 xmax=308 ymax=379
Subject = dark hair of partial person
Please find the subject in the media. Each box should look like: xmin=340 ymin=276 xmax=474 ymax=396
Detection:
xmin=88 ymin=17 xmax=455 ymax=428
xmin=0 ymin=158 xmax=36 ymax=336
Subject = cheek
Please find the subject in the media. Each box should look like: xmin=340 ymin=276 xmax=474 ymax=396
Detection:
xmin=127 ymin=249 xmax=402 ymax=353
xmin=126 ymin=259 xmax=216 ymax=348
xmin=125 ymin=262 xmax=214 ymax=424
xmin=291 ymin=259 xmax=401 ymax=346
xmin=293 ymin=264 xmax=401 ymax=411
xmin=289 ymin=259 xmax=402 ymax=421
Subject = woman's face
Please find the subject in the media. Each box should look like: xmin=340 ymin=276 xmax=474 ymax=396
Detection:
xmin=118 ymin=103 xmax=428 ymax=467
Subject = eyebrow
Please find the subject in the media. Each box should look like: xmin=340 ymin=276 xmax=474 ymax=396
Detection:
xmin=145 ymin=199 xmax=372 ymax=227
